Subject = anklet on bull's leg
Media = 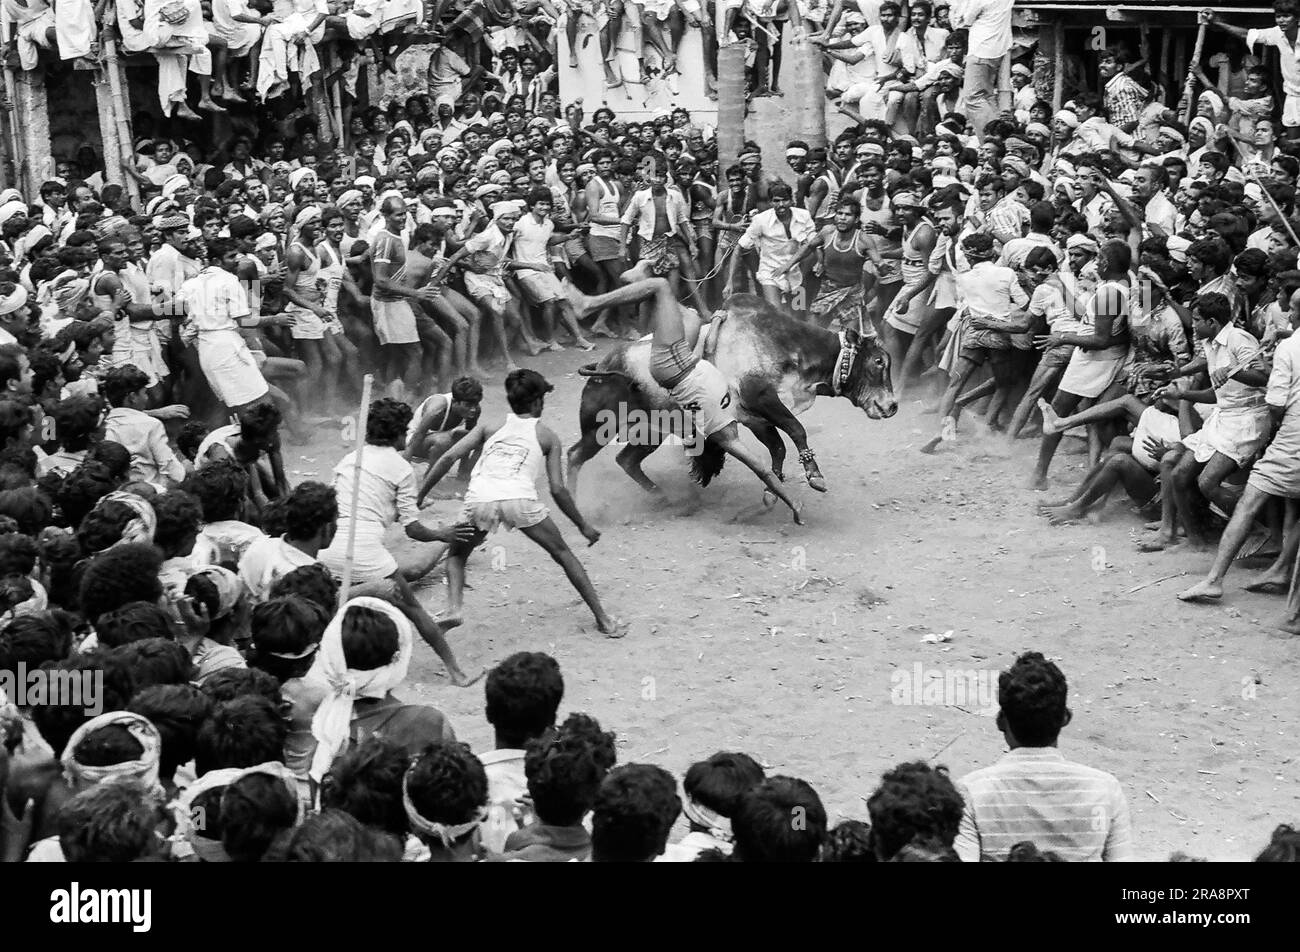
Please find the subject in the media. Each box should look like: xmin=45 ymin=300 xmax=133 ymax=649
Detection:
xmin=798 ymin=448 xmax=828 ymax=493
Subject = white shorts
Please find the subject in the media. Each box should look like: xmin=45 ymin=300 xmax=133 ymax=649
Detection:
xmin=346 ymin=12 xmax=382 ymax=39
xmin=1180 ymin=406 xmax=1272 ymax=467
xmin=371 ymin=298 xmax=419 ymax=345
xmin=198 ymin=332 xmax=269 ymax=409
xmin=286 ymin=304 xmax=342 ymax=341
xmin=516 ymin=270 xmax=564 ymax=304
xmin=459 ymin=499 xmax=549 ymax=533
xmin=1131 ymin=406 xmax=1180 ymax=472
xmin=463 ymin=272 xmax=512 ymax=307
xmin=669 ymin=359 xmax=735 ymax=438
xmin=319 ymin=521 xmax=397 ymax=582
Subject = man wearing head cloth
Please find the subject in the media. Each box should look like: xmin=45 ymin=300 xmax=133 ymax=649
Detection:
xmin=146 ymin=212 xmax=203 ymax=352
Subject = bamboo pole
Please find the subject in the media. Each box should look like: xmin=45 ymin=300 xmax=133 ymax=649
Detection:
xmin=339 ymin=374 xmax=374 ymax=604
xmin=2 ymin=65 xmax=22 ymax=196
xmin=1181 ymin=23 xmax=1207 ymax=125
xmin=997 ymin=52 xmax=1012 ymax=115
xmin=1160 ymin=28 xmax=1171 ymax=93
xmin=101 ymin=19 xmax=140 ymax=206
xmin=1051 ymin=20 xmax=1064 ymax=113
xmin=716 ymin=40 xmax=746 ymax=171
xmin=94 ymin=67 xmax=124 ymax=189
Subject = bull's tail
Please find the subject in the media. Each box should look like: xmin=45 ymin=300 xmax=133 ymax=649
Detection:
xmin=689 ymin=438 xmax=727 ymax=487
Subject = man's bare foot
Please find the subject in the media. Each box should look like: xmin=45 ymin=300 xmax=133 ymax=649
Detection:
xmin=522 ymin=340 xmax=544 ymax=357
xmin=1038 ymin=398 xmax=1064 ymax=435
xmin=598 ymin=616 xmax=628 ymax=638
xmin=1025 ymin=474 xmax=1049 ymax=491
xmin=622 ymin=327 xmax=642 ymax=341
xmin=173 ymin=102 xmax=201 ymax=121
xmin=919 ymin=434 xmax=944 ymax=454
xmin=1244 ymin=575 xmax=1289 ymax=594
xmin=1037 ymin=497 xmax=1073 ymax=513
xmin=218 ymin=88 xmax=248 ymax=104
xmin=1177 ymin=578 xmax=1223 ymax=602
xmin=791 ymin=501 xmax=805 ymax=525
xmin=573 ymin=337 xmax=596 ymax=352
xmin=448 ymin=666 xmax=485 ymax=687
xmin=544 ymin=339 xmax=563 ymax=352
xmin=265 ymin=80 xmax=290 ymax=100
xmin=562 ymin=279 xmax=592 ymax=318
xmin=1046 ymin=504 xmax=1084 ymax=525
xmin=197 ymin=98 xmax=227 ymax=113
xmin=437 ymin=611 xmax=463 ymax=631
xmin=589 ymin=322 xmax=614 ymax=338
xmin=1138 ymin=533 xmax=1177 ymax=552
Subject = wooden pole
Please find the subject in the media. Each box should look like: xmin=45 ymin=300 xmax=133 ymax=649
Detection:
xmin=339 ymin=373 xmax=374 ymax=604
xmin=94 ymin=68 xmax=124 ymax=189
xmin=716 ymin=40 xmax=746 ymax=171
xmin=1052 ymin=20 xmax=1065 ymax=113
xmin=102 ymin=20 xmax=140 ymax=206
xmin=997 ymin=52 xmax=1012 ymax=116
xmin=1 ymin=66 xmax=22 ymax=195
xmin=1160 ymin=28 xmax=1171 ymax=94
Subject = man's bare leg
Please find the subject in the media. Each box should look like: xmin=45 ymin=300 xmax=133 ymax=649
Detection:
xmin=1179 ymin=484 xmax=1273 ymax=601
xmin=564 ymin=276 xmax=702 ymax=350
xmin=1247 ymin=498 xmax=1300 ymax=592
xmin=521 ymin=518 xmax=626 ymax=635
xmin=712 ymin=424 xmax=803 ymax=523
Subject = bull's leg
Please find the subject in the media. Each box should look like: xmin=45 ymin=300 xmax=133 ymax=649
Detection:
xmin=745 ymin=421 xmax=788 ymax=483
xmin=567 ymin=430 xmax=604 ymax=494
xmin=740 ymin=382 xmax=827 ymax=493
xmin=615 ymin=441 xmax=664 ymax=494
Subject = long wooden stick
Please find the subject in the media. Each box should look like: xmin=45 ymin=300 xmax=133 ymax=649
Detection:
xmin=1224 ymin=136 xmax=1300 ymax=249
xmin=1181 ymin=23 xmax=1207 ymax=126
xmin=102 ymin=17 xmax=140 ymax=206
xmin=339 ymin=374 xmax=374 ymax=604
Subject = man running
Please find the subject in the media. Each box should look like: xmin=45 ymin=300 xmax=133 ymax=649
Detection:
xmin=562 ymin=276 xmax=804 ymax=523
xmin=421 ymin=369 xmax=627 ymax=637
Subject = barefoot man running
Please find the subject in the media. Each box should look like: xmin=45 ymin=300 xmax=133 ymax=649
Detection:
xmin=563 ymin=276 xmax=804 ymax=523
xmin=422 ymin=369 xmax=627 ymax=637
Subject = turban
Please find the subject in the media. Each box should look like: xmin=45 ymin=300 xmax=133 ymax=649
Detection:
xmin=0 ymin=201 xmax=27 ymax=225
xmin=15 ymin=224 xmax=51 ymax=259
xmin=1026 ymin=122 xmax=1052 ymax=139
xmin=259 ymin=203 xmax=285 ymax=223
xmin=254 ymin=232 xmax=278 ymax=251
xmin=95 ymin=216 xmax=129 ymax=238
xmin=1054 ymin=158 xmax=1077 ymax=179
xmin=474 ymin=183 xmax=502 ymax=200
xmin=161 ymin=174 xmax=190 ymax=198
xmin=269 ymin=160 xmax=293 ymax=178
xmin=293 ymin=204 xmax=322 ymax=229
xmin=0 ymin=284 xmax=28 ymax=316
xmin=682 ymin=795 xmax=734 ymax=844
xmin=353 ymin=175 xmax=376 ymax=189
xmin=575 ymin=162 xmax=595 ymax=177
xmin=95 ymin=490 xmax=157 ymax=550
xmin=1054 ymin=176 xmax=1078 ymax=201
xmin=177 ymin=761 xmax=301 ymax=861
xmin=487 ymin=138 xmax=514 ymax=157
xmin=891 ymin=191 xmax=921 ymax=209
xmin=289 ymin=167 xmax=316 ymax=191
xmin=937 ymin=62 xmax=964 ymax=80
xmin=0 ymin=188 xmax=21 ymax=206
xmin=785 ymin=145 xmax=808 ymax=159
xmin=489 ymin=170 xmax=512 ymax=185
xmin=859 ymin=142 xmax=885 ymax=156
xmin=53 ymin=276 xmax=90 ymax=312
xmin=1011 ymin=63 xmax=1032 ymax=78
xmin=491 ymin=200 xmax=520 ymax=219
xmin=894 ymin=134 xmax=920 ymax=148
xmin=1189 ymin=116 xmax=1214 ymax=139
xmin=190 ymin=565 xmax=244 ymax=619
xmin=155 ymin=213 xmax=189 ymax=231
xmin=1159 ymin=125 xmax=1187 ymax=145
xmin=931 ymin=156 xmax=957 ymax=173
xmin=305 ymin=598 xmax=414 ymax=781
xmin=1054 ymin=109 xmax=1080 ymax=129
xmin=145 ymin=196 xmax=174 ymax=218
xmin=1001 ymin=156 xmax=1031 ymax=178
xmin=393 ymin=119 xmax=416 ymax=140
xmin=1165 ymin=235 xmax=1191 ymax=263
xmin=1065 ymin=233 xmax=1099 ymax=254
xmin=336 ymin=189 xmax=363 ymax=208
xmin=61 ymin=711 xmax=162 ymax=794
xmin=738 ymin=144 xmax=761 ymax=161
xmin=435 ymin=146 xmax=459 ymax=163
xmin=403 ymin=764 xmax=488 ymax=848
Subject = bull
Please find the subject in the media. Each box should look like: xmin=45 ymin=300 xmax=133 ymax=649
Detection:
xmin=566 ymin=293 xmax=898 ymax=496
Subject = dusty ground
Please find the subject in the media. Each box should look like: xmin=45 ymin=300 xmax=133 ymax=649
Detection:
xmin=288 ymin=339 xmax=1299 ymax=862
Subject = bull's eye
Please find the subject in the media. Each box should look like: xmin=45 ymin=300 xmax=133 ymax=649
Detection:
xmin=875 ymin=357 xmax=885 ymax=367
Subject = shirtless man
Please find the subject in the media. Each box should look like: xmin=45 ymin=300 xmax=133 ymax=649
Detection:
xmin=371 ymin=195 xmax=441 ymax=400
xmin=411 ymin=376 xmax=484 ymax=500
xmin=563 ymin=276 xmax=804 ymax=523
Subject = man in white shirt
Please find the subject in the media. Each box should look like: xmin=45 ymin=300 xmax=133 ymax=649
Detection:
xmin=178 ymin=237 xmax=270 ymax=412
xmin=1103 ymin=163 xmax=1179 ymax=239
xmin=728 ymin=182 xmax=816 ymax=307
xmin=950 ymin=0 xmax=1015 ymax=135
xmin=816 ymin=1 xmax=916 ymax=122
xmin=513 ymin=189 xmax=592 ymax=352
xmin=102 ymin=364 xmax=187 ymax=487
xmin=1206 ymin=4 xmax=1300 ymax=138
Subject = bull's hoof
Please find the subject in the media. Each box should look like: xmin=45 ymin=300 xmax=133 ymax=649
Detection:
xmin=807 ymin=474 xmax=827 ymax=493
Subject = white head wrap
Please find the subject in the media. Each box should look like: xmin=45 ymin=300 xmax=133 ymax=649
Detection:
xmin=0 ymin=201 xmax=28 ymax=225
xmin=161 ymin=174 xmax=190 ymax=199
xmin=304 ymin=597 xmax=414 ymax=781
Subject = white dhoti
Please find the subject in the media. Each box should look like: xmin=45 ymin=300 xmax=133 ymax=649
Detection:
xmin=54 ymin=0 xmax=95 ymax=60
xmin=197 ymin=330 xmax=269 ymax=408
xmin=257 ymin=16 xmax=325 ymax=100
xmin=149 ymin=0 xmax=213 ymax=107
xmin=12 ymin=10 xmax=56 ymax=71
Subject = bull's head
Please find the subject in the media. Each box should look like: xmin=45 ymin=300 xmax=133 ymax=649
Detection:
xmin=838 ymin=327 xmax=899 ymax=419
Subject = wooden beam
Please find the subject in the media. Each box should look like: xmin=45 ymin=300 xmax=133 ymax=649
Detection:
xmin=1053 ymin=20 xmax=1065 ymax=113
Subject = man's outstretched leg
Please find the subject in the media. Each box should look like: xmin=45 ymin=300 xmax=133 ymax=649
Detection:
xmin=1179 ymin=483 xmax=1274 ymax=602
xmin=521 ymin=517 xmax=626 ymax=636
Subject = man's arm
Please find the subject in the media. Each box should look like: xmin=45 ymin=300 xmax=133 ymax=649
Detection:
xmin=1200 ymin=8 xmax=1251 ymax=42
xmin=403 ymin=395 xmax=450 ymax=461
xmin=539 ymin=425 xmax=599 ymax=542
xmin=417 ymin=424 xmax=488 ymax=506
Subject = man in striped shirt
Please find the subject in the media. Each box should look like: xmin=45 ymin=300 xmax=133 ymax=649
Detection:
xmin=954 ymin=652 xmax=1134 ymax=861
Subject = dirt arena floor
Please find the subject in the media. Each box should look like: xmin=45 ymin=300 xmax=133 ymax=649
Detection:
xmin=287 ymin=338 xmax=1299 ymax=862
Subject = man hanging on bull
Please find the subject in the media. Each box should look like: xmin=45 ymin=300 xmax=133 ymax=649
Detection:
xmin=563 ymin=276 xmax=805 ymax=523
